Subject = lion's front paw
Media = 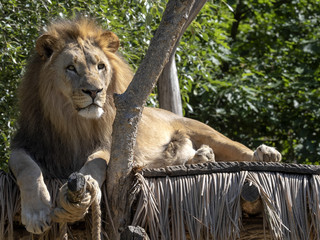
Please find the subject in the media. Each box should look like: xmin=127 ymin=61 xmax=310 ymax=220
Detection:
xmin=189 ymin=144 xmax=215 ymax=164
xmin=20 ymin=186 xmax=52 ymax=234
xmin=253 ymin=144 xmax=282 ymax=162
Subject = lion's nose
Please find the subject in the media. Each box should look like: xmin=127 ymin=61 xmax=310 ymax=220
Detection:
xmin=82 ymin=88 xmax=103 ymax=99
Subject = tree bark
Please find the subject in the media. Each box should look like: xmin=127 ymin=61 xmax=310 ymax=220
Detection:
xmin=157 ymin=0 xmax=207 ymax=116
xmin=106 ymin=0 xmax=197 ymax=239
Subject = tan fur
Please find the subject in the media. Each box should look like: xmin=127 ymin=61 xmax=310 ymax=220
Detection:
xmin=9 ymin=18 xmax=281 ymax=234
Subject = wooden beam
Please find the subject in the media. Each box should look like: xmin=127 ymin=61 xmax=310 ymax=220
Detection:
xmin=241 ymin=181 xmax=262 ymax=215
xmin=157 ymin=53 xmax=183 ymax=116
xmin=139 ymin=161 xmax=320 ymax=177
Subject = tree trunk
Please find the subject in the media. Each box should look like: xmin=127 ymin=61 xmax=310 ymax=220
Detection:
xmin=106 ymin=0 xmax=198 ymax=239
xmin=157 ymin=0 xmax=208 ymax=116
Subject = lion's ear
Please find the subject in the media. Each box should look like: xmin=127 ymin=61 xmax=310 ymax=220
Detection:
xmin=100 ymin=31 xmax=120 ymax=53
xmin=36 ymin=34 xmax=58 ymax=60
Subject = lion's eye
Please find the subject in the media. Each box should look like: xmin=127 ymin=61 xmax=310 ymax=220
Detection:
xmin=66 ymin=65 xmax=76 ymax=72
xmin=98 ymin=63 xmax=105 ymax=70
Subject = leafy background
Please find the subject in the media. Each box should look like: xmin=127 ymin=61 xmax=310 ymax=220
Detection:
xmin=0 ymin=0 xmax=319 ymax=170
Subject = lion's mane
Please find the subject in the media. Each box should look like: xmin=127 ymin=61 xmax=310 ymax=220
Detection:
xmin=12 ymin=18 xmax=133 ymax=178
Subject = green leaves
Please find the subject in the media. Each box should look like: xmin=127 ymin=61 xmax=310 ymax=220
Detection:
xmin=183 ymin=0 xmax=320 ymax=163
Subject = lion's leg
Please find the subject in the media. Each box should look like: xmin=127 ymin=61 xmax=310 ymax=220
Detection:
xmin=163 ymin=131 xmax=216 ymax=165
xmin=9 ymin=149 xmax=51 ymax=234
xmin=180 ymin=118 xmax=281 ymax=162
xmin=77 ymin=150 xmax=109 ymax=206
xmin=79 ymin=150 xmax=109 ymax=187
xmin=182 ymin=119 xmax=254 ymax=161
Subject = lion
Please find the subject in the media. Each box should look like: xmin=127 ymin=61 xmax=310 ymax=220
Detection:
xmin=9 ymin=18 xmax=281 ymax=234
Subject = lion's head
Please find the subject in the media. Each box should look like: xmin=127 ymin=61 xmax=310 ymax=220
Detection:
xmin=36 ymin=18 xmax=132 ymax=119
xmin=13 ymin=18 xmax=133 ymax=177
xmin=19 ymin=18 xmax=132 ymax=133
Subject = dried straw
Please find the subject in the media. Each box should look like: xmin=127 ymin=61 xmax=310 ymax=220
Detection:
xmin=0 ymin=171 xmax=20 ymax=240
xmin=309 ymin=175 xmax=320 ymax=239
xmin=132 ymin=172 xmax=247 ymax=240
xmin=246 ymin=172 xmax=312 ymax=240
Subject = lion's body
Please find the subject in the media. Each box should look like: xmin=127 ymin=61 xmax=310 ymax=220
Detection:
xmin=11 ymin=19 xmax=132 ymax=178
xmin=135 ymin=107 xmax=252 ymax=168
xmin=9 ymin=18 xmax=281 ymax=234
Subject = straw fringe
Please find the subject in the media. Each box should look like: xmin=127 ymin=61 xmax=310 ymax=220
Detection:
xmin=0 ymin=171 xmax=20 ymax=240
xmin=132 ymin=172 xmax=247 ymax=240
xmin=0 ymin=171 xmax=110 ymax=240
xmin=309 ymin=175 xmax=320 ymax=239
xmin=133 ymin=170 xmax=320 ymax=240
xmin=246 ymin=172 xmax=314 ymax=240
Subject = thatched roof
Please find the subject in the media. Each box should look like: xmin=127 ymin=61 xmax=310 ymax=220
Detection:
xmin=1 ymin=162 xmax=320 ymax=239
xmin=133 ymin=162 xmax=320 ymax=240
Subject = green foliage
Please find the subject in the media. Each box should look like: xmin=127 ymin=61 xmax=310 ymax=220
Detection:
xmin=180 ymin=0 xmax=320 ymax=163
xmin=1 ymin=0 xmax=319 ymax=169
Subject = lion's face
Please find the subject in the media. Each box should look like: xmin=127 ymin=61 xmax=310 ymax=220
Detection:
xmin=54 ymin=41 xmax=112 ymax=119
xmin=34 ymin=21 xmax=124 ymax=121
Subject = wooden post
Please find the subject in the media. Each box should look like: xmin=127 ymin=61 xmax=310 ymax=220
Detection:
xmin=241 ymin=181 xmax=262 ymax=215
xmin=157 ymin=0 xmax=207 ymax=116
xmin=158 ymin=53 xmax=183 ymax=116
xmin=67 ymin=172 xmax=86 ymax=203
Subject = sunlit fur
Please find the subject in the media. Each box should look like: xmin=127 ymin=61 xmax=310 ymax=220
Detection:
xmin=12 ymin=18 xmax=133 ymax=178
